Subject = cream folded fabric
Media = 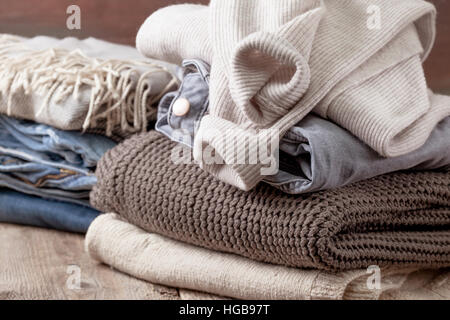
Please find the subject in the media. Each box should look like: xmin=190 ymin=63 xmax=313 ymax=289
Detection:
xmin=86 ymin=214 xmax=450 ymax=300
xmin=136 ymin=0 xmax=450 ymax=191
xmin=0 ymin=34 xmax=178 ymax=138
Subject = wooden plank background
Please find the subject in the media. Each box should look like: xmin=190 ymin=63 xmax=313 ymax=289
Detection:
xmin=0 ymin=0 xmax=448 ymax=91
xmin=0 ymin=223 xmax=224 ymax=300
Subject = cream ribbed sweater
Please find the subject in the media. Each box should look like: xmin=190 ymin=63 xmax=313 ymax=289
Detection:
xmin=137 ymin=0 xmax=448 ymax=191
xmin=86 ymin=214 xmax=450 ymax=300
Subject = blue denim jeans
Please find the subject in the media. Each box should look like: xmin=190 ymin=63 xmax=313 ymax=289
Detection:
xmin=157 ymin=59 xmax=450 ymax=194
xmin=0 ymin=188 xmax=99 ymax=233
xmin=0 ymin=115 xmax=116 ymax=205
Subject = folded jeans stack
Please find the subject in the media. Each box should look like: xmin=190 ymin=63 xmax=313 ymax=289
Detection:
xmin=0 ymin=35 xmax=178 ymax=233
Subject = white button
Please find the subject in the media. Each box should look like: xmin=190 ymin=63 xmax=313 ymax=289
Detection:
xmin=172 ymin=98 xmax=190 ymax=116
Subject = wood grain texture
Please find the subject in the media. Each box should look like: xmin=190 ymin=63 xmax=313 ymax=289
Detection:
xmin=0 ymin=0 xmax=448 ymax=90
xmin=0 ymin=223 xmax=217 ymax=300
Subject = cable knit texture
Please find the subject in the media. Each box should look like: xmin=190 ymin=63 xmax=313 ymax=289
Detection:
xmin=91 ymin=131 xmax=450 ymax=271
xmin=136 ymin=0 xmax=450 ymax=191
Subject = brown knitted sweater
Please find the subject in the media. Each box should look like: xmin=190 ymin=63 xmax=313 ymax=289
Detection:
xmin=91 ymin=131 xmax=450 ymax=271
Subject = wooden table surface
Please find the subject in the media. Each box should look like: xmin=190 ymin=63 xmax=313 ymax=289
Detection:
xmin=0 ymin=223 xmax=222 ymax=300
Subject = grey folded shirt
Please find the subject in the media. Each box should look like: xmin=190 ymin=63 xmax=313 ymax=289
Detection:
xmin=156 ymin=59 xmax=450 ymax=194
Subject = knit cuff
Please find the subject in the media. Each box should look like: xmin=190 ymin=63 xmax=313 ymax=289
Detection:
xmin=193 ymin=115 xmax=279 ymax=191
xmin=229 ymin=31 xmax=311 ymax=127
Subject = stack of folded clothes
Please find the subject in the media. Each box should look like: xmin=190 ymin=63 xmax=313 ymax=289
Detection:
xmin=1 ymin=0 xmax=449 ymax=300
xmin=85 ymin=0 xmax=450 ymax=300
xmin=0 ymin=34 xmax=178 ymax=232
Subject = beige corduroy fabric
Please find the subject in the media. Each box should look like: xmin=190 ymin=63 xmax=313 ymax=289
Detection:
xmin=91 ymin=131 xmax=450 ymax=271
xmin=86 ymin=214 xmax=450 ymax=300
xmin=136 ymin=0 xmax=450 ymax=191
xmin=0 ymin=34 xmax=178 ymax=137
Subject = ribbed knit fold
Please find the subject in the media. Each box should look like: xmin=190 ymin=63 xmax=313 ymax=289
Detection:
xmin=229 ymin=32 xmax=311 ymax=126
xmin=193 ymin=115 xmax=279 ymax=191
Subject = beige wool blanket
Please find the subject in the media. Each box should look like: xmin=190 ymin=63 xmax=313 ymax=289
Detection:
xmin=0 ymin=34 xmax=178 ymax=138
xmin=136 ymin=0 xmax=450 ymax=191
xmin=86 ymin=214 xmax=450 ymax=300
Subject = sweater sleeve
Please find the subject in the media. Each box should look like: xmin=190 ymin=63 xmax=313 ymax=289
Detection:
xmin=136 ymin=4 xmax=212 ymax=65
